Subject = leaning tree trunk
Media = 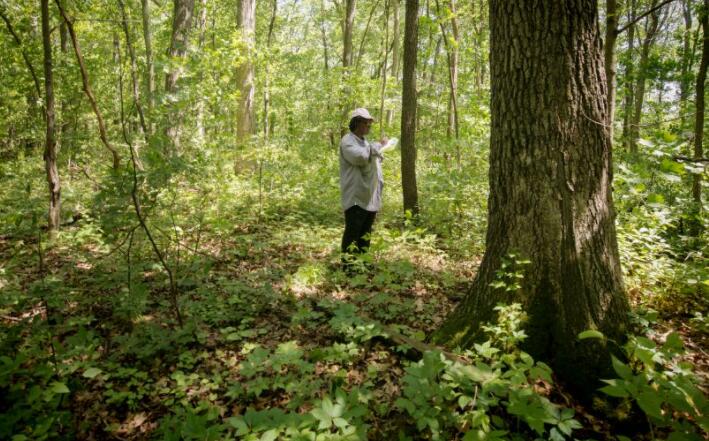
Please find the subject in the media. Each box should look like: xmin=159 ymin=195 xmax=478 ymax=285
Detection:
xmin=141 ymin=0 xmax=155 ymax=125
xmin=622 ymin=0 xmax=637 ymax=150
xmin=165 ymin=0 xmax=195 ymax=154
xmin=236 ymin=0 xmax=255 ymax=141
xmin=400 ymin=0 xmax=419 ymax=215
xmin=693 ymin=0 xmax=708 ymax=207
xmin=41 ymin=0 xmax=60 ymax=233
xmin=679 ymin=0 xmax=693 ymax=127
xmin=435 ymin=0 xmax=630 ymax=395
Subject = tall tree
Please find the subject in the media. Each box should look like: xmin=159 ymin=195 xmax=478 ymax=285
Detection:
xmin=141 ymin=0 xmax=155 ymax=120
xmin=165 ymin=0 xmax=195 ymax=153
xmin=436 ymin=0 xmax=630 ymax=393
xmin=605 ymin=0 xmax=619 ymax=139
xmin=386 ymin=0 xmax=400 ymax=126
xmin=628 ymin=1 xmax=661 ymax=153
xmin=679 ymin=0 xmax=694 ymax=125
xmin=41 ymin=0 xmax=60 ymax=233
xmin=401 ymin=0 xmax=419 ymax=215
xmin=693 ymin=0 xmax=708 ymax=206
xmin=236 ymin=0 xmax=256 ymax=141
xmin=263 ymin=0 xmax=277 ymax=139
xmin=340 ymin=0 xmax=357 ymax=135
xmin=622 ymin=0 xmax=638 ymax=149
xmin=436 ymin=0 xmax=460 ymax=141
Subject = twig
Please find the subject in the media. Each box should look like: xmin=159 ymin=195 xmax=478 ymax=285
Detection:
xmin=0 ymin=7 xmax=43 ymax=99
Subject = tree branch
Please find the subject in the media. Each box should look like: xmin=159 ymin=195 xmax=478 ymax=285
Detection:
xmin=0 ymin=8 xmax=43 ymax=99
xmin=54 ymin=0 xmax=121 ymax=170
xmin=617 ymin=0 xmax=677 ymax=34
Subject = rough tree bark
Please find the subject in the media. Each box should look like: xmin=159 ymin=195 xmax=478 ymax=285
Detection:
xmin=165 ymin=0 xmax=195 ymax=153
xmin=435 ymin=0 xmax=630 ymax=394
xmin=236 ymin=0 xmax=255 ymax=141
xmin=401 ymin=0 xmax=419 ymax=215
xmin=693 ymin=0 xmax=708 ymax=206
xmin=379 ymin=0 xmax=390 ymax=138
xmin=196 ymin=0 xmax=208 ymax=144
xmin=41 ymin=0 xmax=60 ymax=233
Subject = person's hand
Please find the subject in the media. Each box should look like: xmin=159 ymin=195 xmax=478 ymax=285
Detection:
xmin=379 ymin=136 xmax=389 ymax=146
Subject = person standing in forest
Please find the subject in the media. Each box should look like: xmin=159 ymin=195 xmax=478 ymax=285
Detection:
xmin=339 ymin=108 xmax=388 ymax=270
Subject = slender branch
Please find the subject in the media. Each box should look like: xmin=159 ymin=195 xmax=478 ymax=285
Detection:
xmin=54 ymin=0 xmax=121 ymax=169
xmin=117 ymin=0 xmax=149 ymax=144
xmin=117 ymin=43 xmax=183 ymax=328
xmin=617 ymin=0 xmax=677 ymax=34
xmin=0 ymin=8 xmax=42 ymax=99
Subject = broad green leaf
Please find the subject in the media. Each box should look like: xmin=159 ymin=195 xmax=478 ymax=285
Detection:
xmin=636 ymin=390 xmax=664 ymax=420
xmin=49 ymin=381 xmax=70 ymax=394
xmin=83 ymin=367 xmax=102 ymax=379
xmin=577 ymin=330 xmax=604 ymax=340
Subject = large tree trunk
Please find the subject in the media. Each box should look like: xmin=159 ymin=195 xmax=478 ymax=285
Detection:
xmin=236 ymin=0 xmax=255 ymax=141
xmin=401 ymin=0 xmax=419 ymax=215
xmin=386 ymin=0 xmax=400 ymax=126
xmin=165 ymin=0 xmax=195 ymax=153
xmin=628 ymin=2 xmax=660 ymax=154
xmin=605 ymin=0 xmax=619 ymax=139
xmin=693 ymin=0 xmax=708 ymax=206
xmin=41 ymin=0 xmax=60 ymax=233
xmin=436 ymin=0 xmax=629 ymax=394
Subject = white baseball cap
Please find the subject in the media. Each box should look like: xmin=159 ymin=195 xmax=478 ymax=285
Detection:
xmin=351 ymin=108 xmax=375 ymax=121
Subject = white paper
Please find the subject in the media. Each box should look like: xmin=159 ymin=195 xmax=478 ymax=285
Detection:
xmin=380 ymin=137 xmax=399 ymax=153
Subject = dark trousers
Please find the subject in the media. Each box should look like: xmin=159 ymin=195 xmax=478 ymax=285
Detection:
xmin=341 ymin=205 xmax=377 ymax=256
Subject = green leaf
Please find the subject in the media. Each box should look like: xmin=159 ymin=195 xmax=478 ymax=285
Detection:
xmin=611 ymin=356 xmax=633 ymax=380
xmin=637 ymin=391 xmax=664 ymax=420
xmin=577 ymin=330 xmax=605 ymax=340
xmin=49 ymin=381 xmax=70 ymax=394
xmin=83 ymin=367 xmax=102 ymax=379
xmin=600 ymin=379 xmax=629 ymax=398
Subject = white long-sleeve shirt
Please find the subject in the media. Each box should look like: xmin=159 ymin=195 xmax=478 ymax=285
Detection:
xmin=339 ymin=132 xmax=384 ymax=212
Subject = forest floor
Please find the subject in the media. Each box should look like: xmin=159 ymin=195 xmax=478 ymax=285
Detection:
xmin=1 ymin=150 xmax=708 ymax=440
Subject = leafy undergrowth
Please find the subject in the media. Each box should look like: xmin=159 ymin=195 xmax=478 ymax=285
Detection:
xmin=1 ymin=212 xmax=707 ymax=441
xmin=0 ymin=142 xmax=707 ymax=440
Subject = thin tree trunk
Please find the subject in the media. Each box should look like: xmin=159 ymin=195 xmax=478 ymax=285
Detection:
xmin=379 ymin=0 xmax=390 ymax=137
xmin=264 ymin=0 xmax=277 ymax=139
xmin=435 ymin=0 xmax=459 ymax=141
xmin=386 ymin=0 xmax=400 ymax=126
xmin=118 ymin=0 xmax=149 ymax=145
xmin=56 ymin=0 xmax=121 ymax=169
xmin=622 ymin=0 xmax=637 ymax=149
xmin=693 ymin=0 xmax=708 ymax=206
xmin=401 ymin=0 xmax=419 ymax=215
xmin=141 ymin=0 xmax=155 ymax=121
xmin=164 ymin=0 xmax=195 ymax=154
xmin=355 ymin=0 xmax=381 ymax=69
xmin=436 ymin=0 xmax=629 ymax=396
xmin=196 ymin=0 xmax=208 ymax=144
xmin=341 ymin=0 xmax=357 ymax=135
xmin=605 ymin=0 xmax=619 ymax=139
xmin=41 ymin=0 xmax=60 ymax=233
xmin=236 ymin=0 xmax=255 ymax=141
xmin=629 ymin=1 xmax=660 ymax=153
xmin=680 ymin=0 xmax=693 ymax=127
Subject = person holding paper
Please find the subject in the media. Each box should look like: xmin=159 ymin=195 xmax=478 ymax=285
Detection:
xmin=339 ymin=108 xmax=388 ymax=268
